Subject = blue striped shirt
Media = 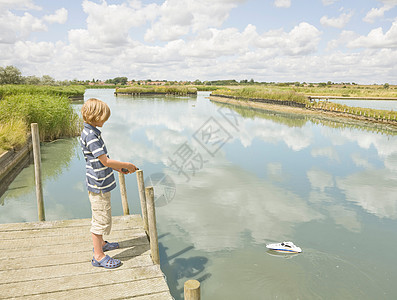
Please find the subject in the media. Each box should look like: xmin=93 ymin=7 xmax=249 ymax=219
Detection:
xmin=80 ymin=123 xmax=116 ymax=193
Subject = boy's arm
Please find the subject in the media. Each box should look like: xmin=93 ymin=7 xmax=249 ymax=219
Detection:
xmin=98 ymin=154 xmax=138 ymax=173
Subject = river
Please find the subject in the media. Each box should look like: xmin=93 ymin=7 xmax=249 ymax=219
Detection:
xmin=1 ymin=89 xmax=397 ymax=299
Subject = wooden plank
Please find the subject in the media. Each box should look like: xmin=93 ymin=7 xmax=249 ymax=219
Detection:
xmin=126 ymin=291 xmax=174 ymax=300
xmin=0 ymin=265 xmax=165 ymax=298
xmin=0 ymin=222 xmax=144 ymax=240
xmin=0 ymin=234 xmax=149 ymax=260
xmin=0 ymin=243 xmax=151 ymax=271
xmin=0 ymin=215 xmax=142 ymax=232
xmin=0 ymin=229 xmax=145 ymax=250
xmin=0 ymin=254 xmax=154 ymax=284
xmin=19 ymin=277 xmax=171 ymax=300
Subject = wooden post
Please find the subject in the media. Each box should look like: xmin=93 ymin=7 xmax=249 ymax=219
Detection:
xmin=145 ymin=186 xmax=160 ymax=264
xmin=118 ymin=172 xmax=129 ymax=215
xmin=184 ymin=280 xmax=200 ymax=300
xmin=31 ymin=123 xmax=45 ymax=221
xmin=136 ymin=170 xmax=149 ymax=233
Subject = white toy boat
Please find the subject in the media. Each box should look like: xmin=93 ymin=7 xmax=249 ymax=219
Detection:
xmin=266 ymin=241 xmax=302 ymax=253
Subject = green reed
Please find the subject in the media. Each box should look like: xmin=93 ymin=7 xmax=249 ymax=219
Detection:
xmin=0 ymin=93 xmax=81 ymax=152
xmin=116 ymin=85 xmax=198 ymax=95
xmin=212 ymin=87 xmax=309 ymax=104
xmin=0 ymin=85 xmax=86 ymax=99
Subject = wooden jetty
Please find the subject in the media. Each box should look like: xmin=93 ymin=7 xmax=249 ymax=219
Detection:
xmin=0 ymin=215 xmax=173 ymax=299
xmin=0 ymin=124 xmax=201 ymax=300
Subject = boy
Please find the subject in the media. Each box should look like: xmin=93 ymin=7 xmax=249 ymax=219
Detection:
xmin=80 ymin=98 xmax=138 ymax=269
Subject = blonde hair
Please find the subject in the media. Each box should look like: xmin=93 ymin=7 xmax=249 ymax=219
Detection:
xmin=81 ymin=98 xmax=111 ymax=124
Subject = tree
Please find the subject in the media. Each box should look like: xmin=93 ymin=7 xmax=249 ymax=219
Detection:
xmin=384 ymin=83 xmax=390 ymax=89
xmin=24 ymin=75 xmax=41 ymax=85
xmin=113 ymin=77 xmax=128 ymax=85
xmin=0 ymin=65 xmax=23 ymax=84
xmin=41 ymin=75 xmax=56 ymax=85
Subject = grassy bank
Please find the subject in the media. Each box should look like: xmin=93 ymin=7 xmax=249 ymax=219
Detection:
xmin=0 ymin=87 xmax=82 ymax=153
xmin=212 ymin=87 xmax=310 ymax=104
xmin=308 ymin=100 xmax=397 ymax=121
xmin=0 ymin=85 xmax=86 ymax=99
xmin=115 ymin=85 xmax=197 ymax=95
xmin=211 ymin=86 xmax=397 ymax=122
xmin=292 ymin=85 xmax=397 ymax=98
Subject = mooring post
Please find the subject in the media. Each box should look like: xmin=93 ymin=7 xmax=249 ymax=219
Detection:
xmin=118 ymin=172 xmax=129 ymax=215
xmin=136 ymin=170 xmax=149 ymax=233
xmin=184 ymin=280 xmax=201 ymax=300
xmin=145 ymin=186 xmax=160 ymax=264
xmin=31 ymin=123 xmax=45 ymax=221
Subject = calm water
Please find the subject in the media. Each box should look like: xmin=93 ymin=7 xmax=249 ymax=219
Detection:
xmin=329 ymin=99 xmax=397 ymax=111
xmin=1 ymin=89 xmax=397 ymax=299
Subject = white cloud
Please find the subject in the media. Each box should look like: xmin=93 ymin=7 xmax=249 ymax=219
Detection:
xmin=328 ymin=205 xmax=361 ymax=232
xmin=43 ymin=8 xmax=68 ymax=24
xmin=69 ymin=0 xmax=159 ymax=47
xmin=14 ymin=41 xmax=55 ymax=62
xmin=274 ymin=0 xmax=291 ymax=8
xmin=322 ymin=0 xmax=339 ymax=5
xmin=320 ymin=12 xmax=353 ymax=28
xmin=311 ymin=147 xmax=340 ymax=161
xmin=181 ymin=25 xmax=257 ymax=58
xmin=363 ymin=1 xmax=397 ymax=23
xmin=351 ymin=153 xmax=373 ymax=169
xmin=0 ymin=0 xmax=41 ymax=10
xmin=307 ymin=168 xmax=334 ymax=192
xmin=144 ymin=0 xmax=244 ymax=42
xmin=326 ymin=30 xmax=359 ymax=50
xmin=348 ymin=20 xmax=397 ymax=48
xmin=255 ymin=22 xmax=322 ymax=56
xmin=379 ymin=0 xmax=397 ymax=5
xmin=0 ymin=10 xmax=47 ymax=44
xmin=336 ymin=170 xmax=397 ymax=219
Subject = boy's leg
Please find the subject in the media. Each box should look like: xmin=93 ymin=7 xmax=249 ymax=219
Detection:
xmin=89 ymin=191 xmax=113 ymax=260
xmin=92 ymin=233 xmax=106 ymax=261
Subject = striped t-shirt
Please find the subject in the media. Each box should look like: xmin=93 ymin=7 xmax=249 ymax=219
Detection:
xmin=80 ymin=123 xmax=116 ymax=193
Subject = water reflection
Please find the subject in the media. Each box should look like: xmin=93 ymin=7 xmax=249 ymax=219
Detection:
xmin=0 ymin=138 xmax=81 ymax=222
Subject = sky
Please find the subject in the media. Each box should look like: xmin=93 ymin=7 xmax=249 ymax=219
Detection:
xmin=0 ymin=0 xmax=396 ymax=84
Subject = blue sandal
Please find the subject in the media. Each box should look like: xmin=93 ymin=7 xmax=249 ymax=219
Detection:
xmin=103 ymin=241 xmax=119 ymax=251
xmin=92 ymin=241 xmax=120 ymax=253
xmin=92 ymin=255 xmax=121 ymax=269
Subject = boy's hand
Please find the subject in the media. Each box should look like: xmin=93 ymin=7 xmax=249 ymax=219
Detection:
xmin=121 ymin=164 xmax=139 ymax=174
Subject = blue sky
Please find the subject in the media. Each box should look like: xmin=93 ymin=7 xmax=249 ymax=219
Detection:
xmin=1 ymin=0 xmax=396 ymax=83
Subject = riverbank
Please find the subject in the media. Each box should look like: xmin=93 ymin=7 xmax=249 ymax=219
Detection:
xmin=115 ymin=85 xmax=197 ymax=96
xmin=209 ymin=96 xmax=397 ymax=132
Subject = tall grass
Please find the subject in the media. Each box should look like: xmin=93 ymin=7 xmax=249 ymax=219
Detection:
xmin=212 ymin=87 xmax=309 ymax=104
xmin=0 ymin=119 xmax=27 ymax=153
xmin=308 ymin=100 xmax=397 ymax=121
xmin=0 ymin=85 xmax=86 ymax=99
xmin=116 ymin=85 xmax=197 ymax=95
xmin=287 ymin=86 xmax=397 ymax=98
xmin=0 ymin=93 xmax=81 ymax=152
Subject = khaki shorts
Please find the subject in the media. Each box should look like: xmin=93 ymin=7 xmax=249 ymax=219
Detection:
xmin=88 ymin=191 xmax=112 ymax=235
